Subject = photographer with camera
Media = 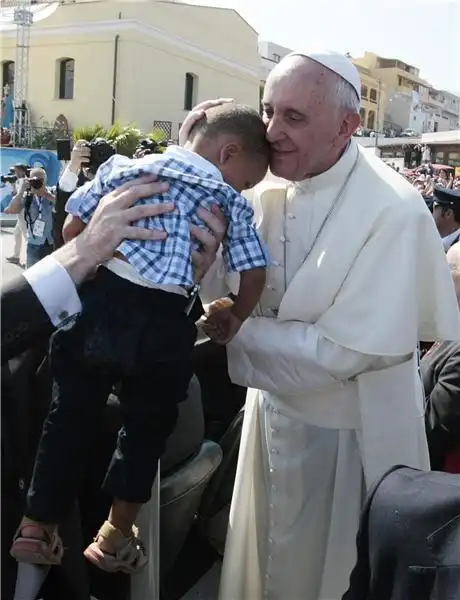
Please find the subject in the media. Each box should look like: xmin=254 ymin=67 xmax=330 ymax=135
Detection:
xmin=133 ymin=138 xmax=167 ymax=159
xmin=54 ymin=139 xmax=116 ymax=249
xmin=5 ymin=167 xmax=56 ymax=267
xmin=59 ymin=138 xmax=116 ymax=193
xmin=5 ymin=163 xmax=30 ymax=267
xmin=58 ymin=139 xmax=92 ymax=194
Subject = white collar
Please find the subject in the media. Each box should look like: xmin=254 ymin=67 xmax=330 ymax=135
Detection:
xmin=443 ymin=228 xmax=460 ymax=250
xmin=162 ymin=145 xmax=223 ymax=181
xmin=292 ymin=139 xmax=359 ymax=192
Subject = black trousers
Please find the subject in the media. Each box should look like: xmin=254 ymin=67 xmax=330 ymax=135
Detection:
xmin=26 ymin=267 xmax=197 ymax=524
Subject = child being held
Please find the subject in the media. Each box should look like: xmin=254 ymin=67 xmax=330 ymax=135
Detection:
xmin=10 ymin=103 xmax=269 ymax=574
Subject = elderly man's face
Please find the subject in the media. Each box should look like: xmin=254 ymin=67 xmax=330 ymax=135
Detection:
xmin=262 ymin=57 xmax=360 ymax=181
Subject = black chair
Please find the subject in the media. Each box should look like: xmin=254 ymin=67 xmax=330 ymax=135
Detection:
xmin=159 ymin=376 xmax=223 ymax=578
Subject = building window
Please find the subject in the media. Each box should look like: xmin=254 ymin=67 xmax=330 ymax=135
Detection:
xmin=184 ymin=72 xmax=198 ymax=111
xmin=273 ymin=53 xmax=280 ymax=63
xmin=370 ymin=88 xmax=377 ymax=103
xmin=2 ymin=60 xmax=15 ymax=90
xmin=57 ymin=58 xmax=74 ymax=99
xmin=367 ymin=110 xmax=375 ymax=130
xmin=398 ymin=76 xmax=402 ymax=86
xmin=359 ymin=107 xmax=366 ymax=126
xmin=361 ymin=85 xmax=368 ymax=99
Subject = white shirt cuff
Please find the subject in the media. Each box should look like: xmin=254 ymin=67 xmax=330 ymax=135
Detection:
xmin=23 ymin=254 xmax=82 ymax=327
xmin=59 ymin=167 xmax=79 ymax=193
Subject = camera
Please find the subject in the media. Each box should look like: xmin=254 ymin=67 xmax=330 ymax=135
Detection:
xmin=1 ymin=165 xmax=31 ymax=185
xmin=136 ymin=138 xmax=168 ymax=156
xmin=1 ymin=173 xmax=17 ymax=184
xmin=83 ymin=138 xmax=116 ymax=174
xmin=28 ymin=177 xmax=44 ymax=190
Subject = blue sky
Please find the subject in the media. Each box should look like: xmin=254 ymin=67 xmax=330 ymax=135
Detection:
xmin=191 ymin=0 xmax=460 ymax=94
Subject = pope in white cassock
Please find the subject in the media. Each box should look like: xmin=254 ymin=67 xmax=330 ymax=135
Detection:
xmin=195 ymin=52 xmax=460 ymax=600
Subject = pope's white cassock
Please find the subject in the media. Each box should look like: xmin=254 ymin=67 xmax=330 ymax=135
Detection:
xmin=199 ymin=139 xmax=460 ymax=600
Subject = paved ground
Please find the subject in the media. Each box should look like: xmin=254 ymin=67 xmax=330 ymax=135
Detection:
xmin=1 ymin=224 xmax=25 ymax=286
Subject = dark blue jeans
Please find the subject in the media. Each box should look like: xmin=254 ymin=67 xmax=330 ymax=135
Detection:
xmin=26 ymin=267 xmax=197 ymax=523
xmin=26 ymin=241 xmax=53 ymax=268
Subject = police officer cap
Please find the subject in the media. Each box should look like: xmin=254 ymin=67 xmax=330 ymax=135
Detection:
xmin=433 ymin=186 xmax=460 ymax=206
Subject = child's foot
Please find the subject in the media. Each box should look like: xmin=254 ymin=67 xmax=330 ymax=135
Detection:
xmin=84 ymin=520 xmax=147 ymax=574
xmin=10 ymin=518 xmax=63 ymax=565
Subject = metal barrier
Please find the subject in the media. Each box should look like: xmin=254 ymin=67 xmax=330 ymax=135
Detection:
xmin=152 ymin=120 xmax=172 ymax=140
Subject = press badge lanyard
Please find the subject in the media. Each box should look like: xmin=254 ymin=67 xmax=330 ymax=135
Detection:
xmin=30 ymin=196 xmax=46 ymax=238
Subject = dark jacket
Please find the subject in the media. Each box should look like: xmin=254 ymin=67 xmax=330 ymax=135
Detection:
xmin=342 ymin=466 xmax=460 ymax=600
xmin=1 ymin=275 xmax=54 ymax=365
xmin=421 ymin=341 xmax=460 ymax=470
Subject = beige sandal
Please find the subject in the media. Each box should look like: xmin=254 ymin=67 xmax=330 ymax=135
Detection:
xmin=10 ymin=518 xmax=64 ymax=565
xmin=84 ymin=521 xmax=147 ymax=574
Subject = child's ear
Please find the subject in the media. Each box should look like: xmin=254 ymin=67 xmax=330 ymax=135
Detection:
xmin=219 ymin=142 xmax=241 ymax=165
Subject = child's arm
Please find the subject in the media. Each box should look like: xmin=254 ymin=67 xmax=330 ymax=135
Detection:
xmin=62 ymin=214 xmax=86 ymax=243
xmin=230 ymin=267 xmax=266 ymax=322
xmin=204 ymin=267 xmax=266 ymax=344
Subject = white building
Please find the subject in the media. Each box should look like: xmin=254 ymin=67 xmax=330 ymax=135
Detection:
xmin=258 ymin=40 xmax=292 ymax=110
xmin=259 ymin=40 xmax=292 ymax=81
xmin=385 ymin=88 xmax=460 ymax=134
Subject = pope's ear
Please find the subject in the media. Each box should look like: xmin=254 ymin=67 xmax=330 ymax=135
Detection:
xmin=342 ymin=112 xmax=361 ymax=138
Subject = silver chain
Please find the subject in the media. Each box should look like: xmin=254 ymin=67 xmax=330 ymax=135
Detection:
xmin=282 ymin=151 xmax=361 ymax=293
xmin=255 ymin=150 xmax=361 ymax=317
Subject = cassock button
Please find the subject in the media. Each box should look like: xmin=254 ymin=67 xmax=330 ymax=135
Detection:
xmin=269 ymin=467 xmax=275 ymax=473
xmin=279 ymin=236 xmax=286 ymax=243
xmin=266 ymin=284 xmax=274 ymax=290
xmin=271 ymin=448 xmax=278 ymax=455
xmin=271 ymin=260 xmax=280 ymax=267
xmin=287 ymin=212 xmax=296 ymax=219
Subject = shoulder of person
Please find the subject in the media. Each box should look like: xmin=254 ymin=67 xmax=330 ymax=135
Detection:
xmin=243 ymin=174 xmax=286 ymax=206
xmin=359 ymin=150 xmax=429 ymax=219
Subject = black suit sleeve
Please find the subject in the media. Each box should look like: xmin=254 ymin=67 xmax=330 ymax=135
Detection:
xmin=1 ymin=274 xmax=54 ymax=364
xmin=425 ymin=349 xmax=460 ymax=462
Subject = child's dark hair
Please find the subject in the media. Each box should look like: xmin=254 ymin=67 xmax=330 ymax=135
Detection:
xmin=190 ymin=103 xmax=270 ymax=159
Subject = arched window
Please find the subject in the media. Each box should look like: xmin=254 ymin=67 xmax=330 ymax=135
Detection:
xmin=367 ymin=110 xmax=376 ymax=130
xmin=57 ymin=58 xmax=75 ymax=99
xmin=2 ymin=60 xmax=15 ymax=90
xmin=361 ymin=84 xmax=368 ymax=99
xmin=184 ymin=72 xmax=198 ymax=111
xmin=359 ymin=107 xmax=366 ymax=126
xmin=370 ymin=88 xmax=377 ymax=103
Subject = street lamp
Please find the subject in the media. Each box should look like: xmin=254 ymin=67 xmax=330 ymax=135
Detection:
xmin=375 ymin=79 xmax=381 ymax=148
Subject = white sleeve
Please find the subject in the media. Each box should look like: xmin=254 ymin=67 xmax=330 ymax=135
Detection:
xmin=23 ymin=255 xmax=82 ymax=327
xmin=59 ymin=166 xmax=79 ymax=193
xmin=227 ymin=317 xmax=409 ymax=394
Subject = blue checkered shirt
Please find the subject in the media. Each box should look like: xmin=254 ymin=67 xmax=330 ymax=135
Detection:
xmin=66 ymin=147 xmax=268 ymax=287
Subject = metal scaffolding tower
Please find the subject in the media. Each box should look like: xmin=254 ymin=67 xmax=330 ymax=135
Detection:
xmin=12 ymin=0 xmax=33 ymax=146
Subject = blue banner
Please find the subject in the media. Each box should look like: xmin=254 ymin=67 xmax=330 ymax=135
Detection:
xmin=0 ymin=147 xmax=61 ymax=211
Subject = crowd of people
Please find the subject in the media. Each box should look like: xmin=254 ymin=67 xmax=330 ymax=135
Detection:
xmin=404 ymin=164 xmax=460 ymax=199
xmin=2 ymin=50 xmax=460 ymax=600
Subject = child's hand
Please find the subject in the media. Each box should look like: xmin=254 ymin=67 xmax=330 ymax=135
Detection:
xmin=203 ymin=298 xmax=241 ymax=344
